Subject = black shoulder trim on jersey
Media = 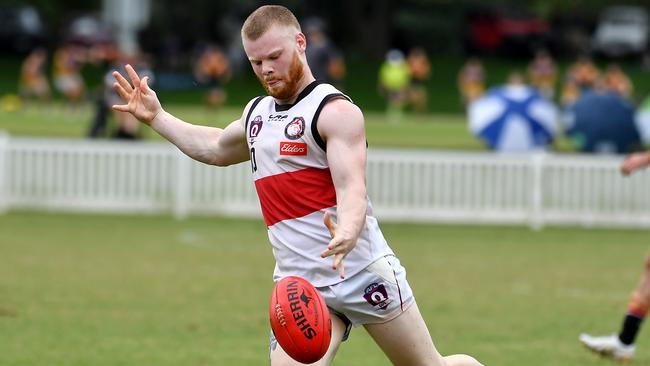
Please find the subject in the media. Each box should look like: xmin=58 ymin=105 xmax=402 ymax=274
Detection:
xmin=311 ymin=93 xmax=351 ymax=152
xmin=244 ymin=96 xmax=265 ymax=132
xmin=274 ymin=80 xmax=322 ymax=111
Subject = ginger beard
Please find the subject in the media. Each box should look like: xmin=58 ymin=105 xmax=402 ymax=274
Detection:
xmin=258 ymin=51 xmax=304 ymax=101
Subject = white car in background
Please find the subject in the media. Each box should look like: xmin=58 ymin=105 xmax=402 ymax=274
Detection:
xmin=592 ymin=5 xmax=649 ymax=58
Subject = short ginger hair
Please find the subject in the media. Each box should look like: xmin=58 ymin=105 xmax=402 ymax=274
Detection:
xmin=241 ymin=5 xmax=301 ymax=41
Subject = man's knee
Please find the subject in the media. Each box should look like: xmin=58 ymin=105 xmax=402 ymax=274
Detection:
xmin=444 ymin=354 xmax=484 ymax=366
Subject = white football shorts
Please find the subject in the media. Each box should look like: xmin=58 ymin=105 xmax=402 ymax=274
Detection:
xmin=320 ymin=254 xmax=414 ymax=335
xmin=269 ymin=255 xmax=414 ymax=351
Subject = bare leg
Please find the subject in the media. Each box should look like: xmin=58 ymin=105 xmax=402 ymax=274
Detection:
xmin=364 ymin=301 xmax=482 ymax=366
xmin=443 ymin=355 xmax=483 ymax=366
xmin=632 ymin=252 xmax=650 ymax=307
xmin=270 ymin=313 xmax=347 ymax=366
xmin=579 ymin=251 xmax=650 ymax=362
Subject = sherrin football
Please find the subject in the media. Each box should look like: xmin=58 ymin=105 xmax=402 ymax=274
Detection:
xmin=270 ymin=276 xmax=331 ymax=364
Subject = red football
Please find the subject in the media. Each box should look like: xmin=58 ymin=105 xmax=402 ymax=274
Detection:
xmin=270 ymin=276 xmax=331 ymax=364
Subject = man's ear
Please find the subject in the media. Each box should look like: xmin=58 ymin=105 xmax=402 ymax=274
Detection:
xmin=296 ymin=32 xmax=307 ymax=54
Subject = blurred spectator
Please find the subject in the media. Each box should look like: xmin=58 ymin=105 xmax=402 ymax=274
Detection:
xmin=602 ymin=64 xmax=633 ymax=100
xmin=52 ymin=43 xmax=86 ymax=106
xmin=457 ymin=57 xmax=485 ymax=107
xmin=506 ymin=70 xmax=526 ymax=86
xmin=560 ymin=79 xmax=580 ymax=106
xmin=19 ymin=48 xmax=51 ymax=103
xmin=527 ymin=49 xmax=557 ymax=100
xmin=561 ymin=56 xmax=600 ymax=106
xmin=193 ymin=44 xmax=231 ymax=109
xmin=378 ymin=49 xmax=410 ymax=123
xmin=304 ymin=18 xmax=346 ymax=89
xmin=406 ymin=47 xmax=431 ymax=114
xmin=88 ymin=52 xmax=154 ymax=140
xmin=567 ymin=56 xmax=600 ymax=89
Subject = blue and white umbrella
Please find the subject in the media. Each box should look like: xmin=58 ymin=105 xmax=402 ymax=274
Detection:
xmin=469 ymin=85 xmax=559 ymax=152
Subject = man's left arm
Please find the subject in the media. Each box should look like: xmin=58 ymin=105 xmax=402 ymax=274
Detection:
xmin=318 ymin=98 xmax=368 ymax=278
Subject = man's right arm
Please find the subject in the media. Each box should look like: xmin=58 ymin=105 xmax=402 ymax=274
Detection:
xmin=149 ymin=107 xmax=250 ymax=167
xmin=112 ymin=64 xmax=251 ymax=167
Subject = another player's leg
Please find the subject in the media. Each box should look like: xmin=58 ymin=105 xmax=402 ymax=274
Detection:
xmin=364 ymin=301 xmax=482 ymax=366
xmin=270 ymin=312 xmax=347 ymax=366
xmin=580 ymin=251 xmax=650 ymax=362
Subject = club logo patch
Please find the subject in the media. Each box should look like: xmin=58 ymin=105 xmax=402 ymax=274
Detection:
xmin=280 ymin=142 xmax=308 ymax=156
xmin=249 ymin=115 xmax=263 ymax=138
xmin=363 ymin=283 xmax=392 ymax=310
xmin=284 ymin=117 xmax=305 ymax=140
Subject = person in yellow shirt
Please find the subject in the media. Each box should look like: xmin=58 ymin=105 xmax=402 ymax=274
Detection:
xmin=19 ymin=48 xmax=51 ymax=103
xmin=406 ymin=47 xmax=431 ymax=114
xmin=561 ymin=57 xmax=600 ymax=106
xmin=602 ymin=63 xmax=633 ymax=99
xmin=458 ymin=57 xmax=485 ymax=107
xmin=527 ymin=49 xmax=557 ymax=100
xmin=52 ymin=43 xmax=86 ymax=106
xmin=378 ymin=49 xmax=411 ymax=122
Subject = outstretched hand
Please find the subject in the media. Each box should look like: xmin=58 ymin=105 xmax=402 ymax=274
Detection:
xmin=621 ymin=152 xmax=650 ymax=176
xmin=112 ymin=64 xmax=162 ymax=125
xmin=320 ymin=212 xmax=356 ymax=279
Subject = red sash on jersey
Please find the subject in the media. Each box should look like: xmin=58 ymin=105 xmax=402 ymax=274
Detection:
xmin=255 ymin=167 xmax=337 ymax=226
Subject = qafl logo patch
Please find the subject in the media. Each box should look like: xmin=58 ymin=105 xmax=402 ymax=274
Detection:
xmin=249 ymin=115 xmax=263 ymax=138
xmin=284 ymin=117 xmax=305 ymax=140
xmin=363 ymin=283 xmax=392 ymax=310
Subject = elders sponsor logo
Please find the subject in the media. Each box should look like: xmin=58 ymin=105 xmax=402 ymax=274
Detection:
xmin=280 ymin=142 xmax=308 ymax=156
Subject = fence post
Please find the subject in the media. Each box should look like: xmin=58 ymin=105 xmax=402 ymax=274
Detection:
xmin=529 ymin=152 xmax=545 ymax=230
xmin=173 ymin=148 xmax=190 ymax=219
xmin=0 ymin=131 xmax=8 ymax=214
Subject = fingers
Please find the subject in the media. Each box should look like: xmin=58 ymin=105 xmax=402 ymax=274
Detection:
xmin=321 ymin=212 xmax=345 ymax=277
xmin=621 ymin=166 xmax=631 ymax=176
xmin=112 ymin=104 xmax=130 ymax=112
xmin=320 ymin=238 xmax=337 ymax=258
xmin=113 ymin=82 xmax=130 ymax=101
xmin=140 ymin=76 xmax=152 ymax=93
xmin=113 ymin=71 xmax=133 ymax=93
xmin=323 ymin=212 xmax=336 ymax=237
xmin=333 ymin=255 xmax=345 ymax=278
xmin=125 ymin=64 xmax=141 ymax=88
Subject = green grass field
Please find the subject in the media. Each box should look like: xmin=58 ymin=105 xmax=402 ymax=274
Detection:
xmin=1 ymin=211 xmax=649 ymax=365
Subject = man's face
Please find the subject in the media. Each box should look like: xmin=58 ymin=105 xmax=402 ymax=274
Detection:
xmin=243 ymin=25 xmax=305 ymax=100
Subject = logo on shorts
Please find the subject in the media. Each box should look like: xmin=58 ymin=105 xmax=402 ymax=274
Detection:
xmin=284 ymin=117 xmax=305 ymax=140
xmin=249 ymin=115 xmax=263 ymax=138
xmin=280 ymin=142 xmax=308 ymax=156
xmin=363 ymin=283 xmax=392 ymax=310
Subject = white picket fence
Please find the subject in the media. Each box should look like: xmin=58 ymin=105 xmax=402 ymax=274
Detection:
xmin=2 ymin=134 xmax=650 ymax=228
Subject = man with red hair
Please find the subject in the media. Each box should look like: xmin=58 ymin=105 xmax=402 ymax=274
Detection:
xmin=111 ymin=5 xmax=483 ymax=366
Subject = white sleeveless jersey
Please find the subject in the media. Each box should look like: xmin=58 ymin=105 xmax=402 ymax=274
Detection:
xmin=244 ymin=82 xmax=393 ymax=287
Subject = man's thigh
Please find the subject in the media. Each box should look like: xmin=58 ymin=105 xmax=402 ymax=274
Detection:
xmin=364 ymin=301 xmax=446 ymax=366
